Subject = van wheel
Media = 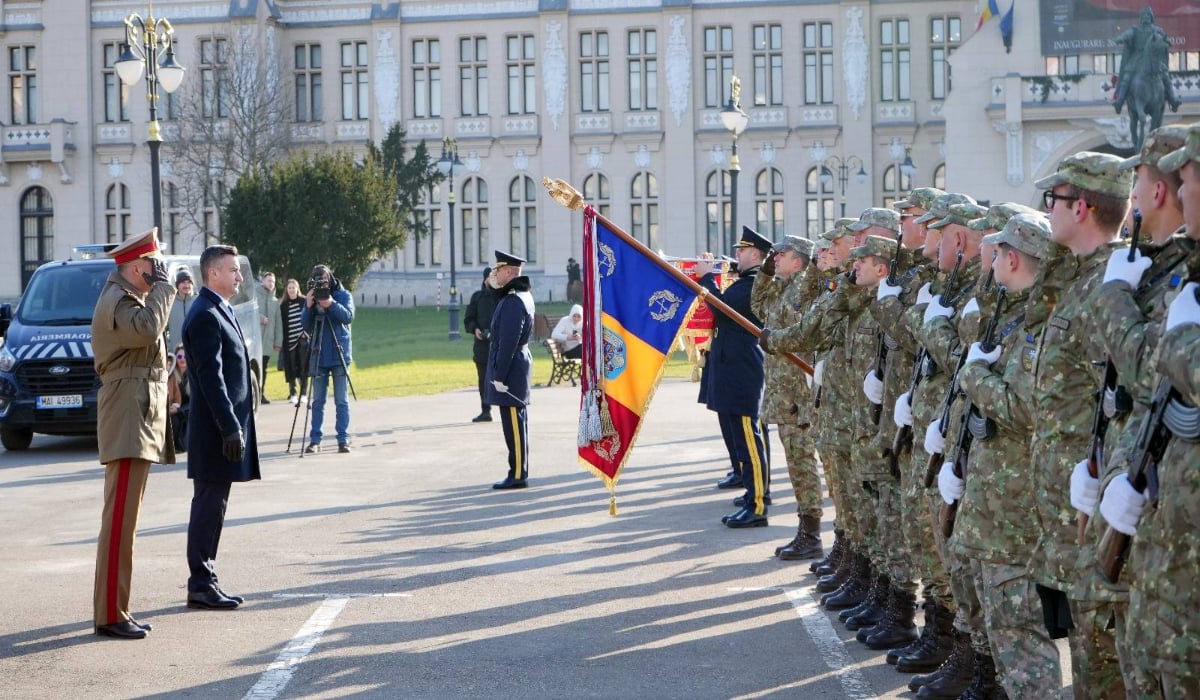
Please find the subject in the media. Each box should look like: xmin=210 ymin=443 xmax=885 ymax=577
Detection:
xmin=1 ymin=427 xmax=33 ymax=451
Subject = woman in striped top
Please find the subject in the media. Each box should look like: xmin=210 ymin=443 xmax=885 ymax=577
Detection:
xmin=278 ymin=278 xmax=308 ymax=404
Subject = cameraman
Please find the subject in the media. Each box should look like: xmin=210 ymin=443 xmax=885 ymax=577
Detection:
xmin=463 ymin=267 xmax=497 ymax=422
xmin=301 ymin=264 xmax=355 ymax=454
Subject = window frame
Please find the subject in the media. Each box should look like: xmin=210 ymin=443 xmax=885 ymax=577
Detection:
xmin=458 ymin=36 xmax=488 ymax=117
xmin=627 ymin=28 xmax=657 ymax=111
xmin=506 ymin=34 xmax=536 ymax=115
xmin=294 ymin=42 xmax=323 ymax=122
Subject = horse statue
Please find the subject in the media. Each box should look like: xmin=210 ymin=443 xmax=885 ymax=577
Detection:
xmin=1113 ymin=7 xmax=1181 ymax=151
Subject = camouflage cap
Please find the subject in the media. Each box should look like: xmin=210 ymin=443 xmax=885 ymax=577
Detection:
xmin=848 ymin=235 xmax=897 ymax=262
xmin=895 ymin=187 xmax=947 ymax=211
xmin=1032 ymin=151 xmax=1133 ymax=199
xmin=813 ymin=237 xmax=833 ymax=251
xmin=849 ymin=207 xmax=901 ymax=233
xmin=773 ymin=235 xmax=815 ymax=258
xmin=818 ymin=217 xmax=859 ymax=241
xmin=982 ymin=212 xmax=1054 ymax=260
xmin=930 ymin=201 xmax=989 ymax=230
xmin=1118 ymin=124 xmax=1190 ymax=171
xmin=1157 ymin=122 xmax=1200 ymax=173
xmin=968 ymin=202 xmax=1041 ymax=232
xmin=914 ymin=193 xmax=978 ymax=225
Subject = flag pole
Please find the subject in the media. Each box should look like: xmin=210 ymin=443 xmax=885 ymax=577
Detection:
xmin=544 ymin=177 xmax=814 ymax=376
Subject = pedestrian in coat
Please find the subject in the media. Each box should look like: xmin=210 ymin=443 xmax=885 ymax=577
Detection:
xmin=254 ymin=272 xmax=281 ymax=403
xmin=464 ymin=266 xmax=497 ymax=422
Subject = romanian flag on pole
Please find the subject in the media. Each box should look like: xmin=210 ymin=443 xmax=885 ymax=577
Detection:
xmin=577 ymin=208 xmax=698 ymax=514
xmin=976 ymin=0 xmax=1000 ymax=31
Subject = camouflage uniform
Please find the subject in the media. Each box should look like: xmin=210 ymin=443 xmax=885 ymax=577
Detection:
xmin=957 ymin=216 xmax=1064 ymax=697
xmin=1029 ymin=151 xmax=1133 ymax=700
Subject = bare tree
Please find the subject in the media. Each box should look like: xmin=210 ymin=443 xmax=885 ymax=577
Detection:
xmin=164 ymin=22 xmax=291 ymax=248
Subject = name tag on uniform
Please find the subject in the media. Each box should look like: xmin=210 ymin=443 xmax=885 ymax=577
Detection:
xmin=1049 ymin=316 xmax=1070 ymax=332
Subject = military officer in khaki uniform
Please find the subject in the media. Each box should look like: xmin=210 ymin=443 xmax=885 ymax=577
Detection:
xmin=91 ymin=229 xmax=176 ymax=639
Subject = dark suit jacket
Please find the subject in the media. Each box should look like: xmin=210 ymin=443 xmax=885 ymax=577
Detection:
xmin=698 ymin=266 xmax=766 ymax=417
xmin=182 ymin=287 xmax=261 ymax=483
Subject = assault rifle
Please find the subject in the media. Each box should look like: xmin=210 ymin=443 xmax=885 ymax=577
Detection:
xmin=871 ymin=230 xmax=905 ymax=426
xmin=1079 ymin=211 xmax=1140 ymax=545
xmin=922 ymin=251 xmax=966 ymax=489
xmin=940 ymin=289 xmax=1008 ymax=538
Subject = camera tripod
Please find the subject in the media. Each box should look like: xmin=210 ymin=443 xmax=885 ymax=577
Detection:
xmin=287 ymin=311 xmax=358 ymax=456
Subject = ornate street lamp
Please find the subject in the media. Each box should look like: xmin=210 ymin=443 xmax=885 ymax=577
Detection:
xmin=819 ymin=154 xmax=867 ymax=217
xmin=436 ymin=137 xmax=464 ymax=341
xmin=114 ymin=5 xmax=186 ymax=235
xmin=719 ymin=73 xmax=749 ymax=250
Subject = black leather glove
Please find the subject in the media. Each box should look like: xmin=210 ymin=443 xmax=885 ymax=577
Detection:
xmin=222 ymin=431 xmax=245 ymax=462
xmin=761 ymin=251 xmax=778 ymax=278
xmin=143 ymin=257 xmax=170 ymax=286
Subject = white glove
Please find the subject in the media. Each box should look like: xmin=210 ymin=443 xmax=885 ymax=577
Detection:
xmin=965 ymin=341 xmax=1002 ymax=366
xmin=938 ymin=461 xmax=965 ymax=505
xmin=893 ymin=392 xmax=913 ymax=428
xmin=805 ymin=373 xmax=813 ymax=390
xmin=1069 ymin=459 xmax=1100 ymax=515
xmin=916 ymin=282 xmax=934 ymax=307
xmin=1165 ymin=283 xmax=1200 ymax=333
xmin=862 ymin=371 xmax=884 ymax=404
xmin=491 ymin=380 xmax=509 ymax=393
xmin=1103 ymin=247 xmax=1153 ymax=288
xmin=923 ymin=418 xmax=946 ymax=456
xmin=877 ymin=279 xmax=901 ymax=301
xmin=1099 ymin=474 xmax=1148 ymax=536
xmin=813 ymin=360 xmax=825 ymax=388
xmin=962 ymin=297 xmax=980 ymax=317
xmin=923 ymin=297 xmax=955 ymax=325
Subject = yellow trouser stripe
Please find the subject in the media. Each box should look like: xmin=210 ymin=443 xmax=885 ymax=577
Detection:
xmin=741 ymin=416 xmax=766 ymax=515
xmin=511 ymin=407 xmax=523 ymax=479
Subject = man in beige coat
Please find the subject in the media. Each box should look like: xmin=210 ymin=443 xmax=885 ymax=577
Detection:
xmin=91 ymin=228 xmax=176 ymax=640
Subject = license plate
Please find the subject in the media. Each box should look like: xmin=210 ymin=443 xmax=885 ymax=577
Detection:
xmin=37 ymin=395 xmax=83 ymax=409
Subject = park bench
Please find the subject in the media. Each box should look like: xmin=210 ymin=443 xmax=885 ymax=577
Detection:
xmin=543 ymin=338 xmax=581 ymax=387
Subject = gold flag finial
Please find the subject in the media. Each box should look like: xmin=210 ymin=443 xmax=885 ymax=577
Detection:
xmin=543 ymin=177 xmax=586 ymax=211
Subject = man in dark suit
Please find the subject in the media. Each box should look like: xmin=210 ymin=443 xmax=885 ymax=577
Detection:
xmin=694 ymin=227 xmax=772 ymax=528
xmin=486 ymin=250 xmax=535 ymax=490
xmin=182 ymin=244 xmax=261 ymax=611
xmin=464 ymin=266 xmax=497 ymax=422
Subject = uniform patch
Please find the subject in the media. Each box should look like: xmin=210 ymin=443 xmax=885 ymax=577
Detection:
xmin=1169 ymin=274 xmax=1182 ymax=289
xmin=1022 ymin=344 xmax=1037 ymax=372
xmin=1049 ymin=316 xmax=1070 ymax=331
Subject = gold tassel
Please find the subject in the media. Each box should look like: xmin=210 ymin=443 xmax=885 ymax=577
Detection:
xmin=609 ymin=488 xmax=618 ymax=516
xmin=599 ymin=397 xmax=616 ymax=437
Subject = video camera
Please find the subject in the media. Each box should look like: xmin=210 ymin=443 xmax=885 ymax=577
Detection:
xmin=308 ymin=268 xmax=334 ymax=301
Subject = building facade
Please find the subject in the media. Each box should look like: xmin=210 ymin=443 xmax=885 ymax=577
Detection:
xmin=2 ymin=0 xmax=1197 ymax=302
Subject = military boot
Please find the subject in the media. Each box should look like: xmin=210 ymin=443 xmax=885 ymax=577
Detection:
xmin=815 ymin=546 xmax=855 ymax=594
xmin=865 ymin=588 xmax=918 ymax=649
xmin=911 ymin=632 xmax=975 ymax=697
xmin=838 ymin=567 xmax=880 ymax=622
xmin=887 ymin=597 xmax=934 ymax=665
xmin=897 ymin=599 xmax=956 ymax=673
xmin=822 ymin=552 xmax=871 ymax=610
xmin=958 ymin=652 xmax=1002 ymax=700
xmin=811 ymin=528 xmax=844 ymax=574
xmin=845 ymin=573 xmax=890 ymax=631
xmin=773 ymin=525 xmax=803 ymax=558
xmin=780 ymin=515 xmax=823 ymax=560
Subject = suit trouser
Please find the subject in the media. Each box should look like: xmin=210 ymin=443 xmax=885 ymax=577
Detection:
xmin=720 ymin=413 xmax=769 ymax=514
xmin=187 ymin=478 xmax=232 ymax=593
xmin=778 ymin=423 xmax=821 ymax=520
xmin=473 ymin=348 xmax=490 ymax=413
xmin=716 ymin=412 xmax=742 ymax=478
xmin=499 ymin=405 xmax=529 ymax=480
xmin=94 ymin=458 xmax=151 ymax=625
xmin=971 ymin=559 xmax=1062 ymax=698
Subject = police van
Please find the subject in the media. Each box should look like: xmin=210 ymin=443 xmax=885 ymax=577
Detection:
xmin=0 ymin=246 xmax=263 ymax=451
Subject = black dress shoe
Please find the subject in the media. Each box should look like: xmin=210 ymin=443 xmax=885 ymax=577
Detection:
xmin=725 ymin=507 xmax=769 ymax=528
xmin=187 ymin=589 xmax=240 ymax=610
xmin=216 ymin=587 xmax=245 ymax=605
xmin=716 ymin=474 xmax=744 ymax=490
xmin=95 ymin=620 xmax=147 ymax=639
xmin=261 ymin=396 xmax=271 ymax=404
xmin=472 ymin=412 xmax=493 ymax=423
xmin=130 ymin=617 xmax=152 ymax=631
xmin=492 ymin=477 xmax=528 ymax=490
xmin=733 ymin=495 xmax=772 ymax=508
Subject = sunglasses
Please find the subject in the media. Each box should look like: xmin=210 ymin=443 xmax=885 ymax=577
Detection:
xmin=1042 ymin=190 xmax=1082 ymax=210
xmin=175 ymin=354 xmax=186 ymax=360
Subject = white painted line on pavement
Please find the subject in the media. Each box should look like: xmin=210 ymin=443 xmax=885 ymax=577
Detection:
xmin=243 ymin=596 xmax=349 ymax=700
xmin=271 ymin=592 xmax=412 ymax=598
xmin=784 ymin=589 xmax=877 ymax=700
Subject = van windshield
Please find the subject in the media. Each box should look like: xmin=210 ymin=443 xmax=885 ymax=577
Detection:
xmin=18 ymin=264 xmax=113 ymax=326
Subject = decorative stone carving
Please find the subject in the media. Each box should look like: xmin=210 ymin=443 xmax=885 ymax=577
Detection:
xmin=109 ymin=157 xmax=124 ymax=179
xmin=710 ymin=145 xmax=726 ymax=167
xmin=666 ymin=16 xmax=691 ymax=127
xmin=1030 ymin=130 xmax=1081 ymax=177
xmin=401 ymin=1 xmax=536 ymax=21
xmin=57 ymin=162 xmax=72 ymax=184
xmin=1075 ymin=116 xmax=1134 ymax=151
xmin=587 ymin=146 xmax=604 ymax=169
xmin=634 ymin=144 xmax=651 ymax=169
xmin=465 ymin=151 xmax=482 ymax=173
xmin=992 ymin=121 xmax=1024 ymax=187
xmin=760 ymin=142 xmax=776 ymax=164
xmin=514 ymin=148 xmax=530 ymax=171
xmin=543 ymin=21 xmax=567 ymax=129
xmin=375 ymin=29 xmax=400 ymax=133
xmin=842 ymin=7 xmax=868 ymax=120
xmin=888 ymin=138 xmax=906 ymax=161
xmin=28 ymin=163 xmax=43 ymax=181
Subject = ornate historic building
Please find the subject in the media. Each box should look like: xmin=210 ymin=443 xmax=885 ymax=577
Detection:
xmin=2 ymin=1 xmax=1197 ymax=301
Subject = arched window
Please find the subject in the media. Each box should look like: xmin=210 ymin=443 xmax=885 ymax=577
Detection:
xmin=460 ymin=177 xmax=490 ymax=265
xmin=583 ymin=172 xmax=610 ymax=218
xmin=630 ymin=171 xmax=659 ymax=250
xmin=804 ymin=167 xmax=834 ymax=236
xmin=882 ymin=165 xmax=912 ymax=208
xmin=933 ymin=163 xmax=946 ymax=190
xmin=105 ymin=183 xmax=132 ymax=243
xmin=413 ymin=182 xmax=443 ymax=268
xmin=20 ymin=186 xmax=54 ymax=290
xmin=704 ymin=170 xmax=731 ymax=253
xmin=508 ymin=175 xmax=537 ymax=263
xmin=755 ymin=167 xmax=785 ymax=237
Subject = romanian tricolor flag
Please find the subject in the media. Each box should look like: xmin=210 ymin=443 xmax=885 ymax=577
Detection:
xmin=976 ymin=0 xmax=1000 ymax=31
xmin=577 ymin=209 xmax=698 ymax=513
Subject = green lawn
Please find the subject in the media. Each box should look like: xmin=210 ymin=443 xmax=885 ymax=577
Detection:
xmin=264 ymin=303 xmax=698 ymax=401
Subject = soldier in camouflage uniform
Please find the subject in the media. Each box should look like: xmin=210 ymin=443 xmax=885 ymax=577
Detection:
xmin=952 ymin=214 xmax=1065 ymax=698
xmin=751 ymin=235 xmax=823 ymax=560
xmin=1105 ymin=123 xmax=1200 ymax=698
xmin=1069 ymin=126 xmax=1192 ymax=698
xmin=1029 ymin=152 xmax=1133 ymax=700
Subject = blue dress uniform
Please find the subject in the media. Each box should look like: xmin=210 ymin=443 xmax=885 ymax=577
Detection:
xmin=485 ymin=250 xmax=535 ymax=489
xmin=698 ymin=226 xmax=772 ymax=527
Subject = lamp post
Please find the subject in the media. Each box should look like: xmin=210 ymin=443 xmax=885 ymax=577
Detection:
xmin=719 ymin=73 xmax=749 ymax=249
xmin=819 ymin=154 xmax=867 ymax=217
xmin=437 ymin=136 xmax=464 ymax=341
xmin=114 ymin=5 xmax=186 ymax=235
